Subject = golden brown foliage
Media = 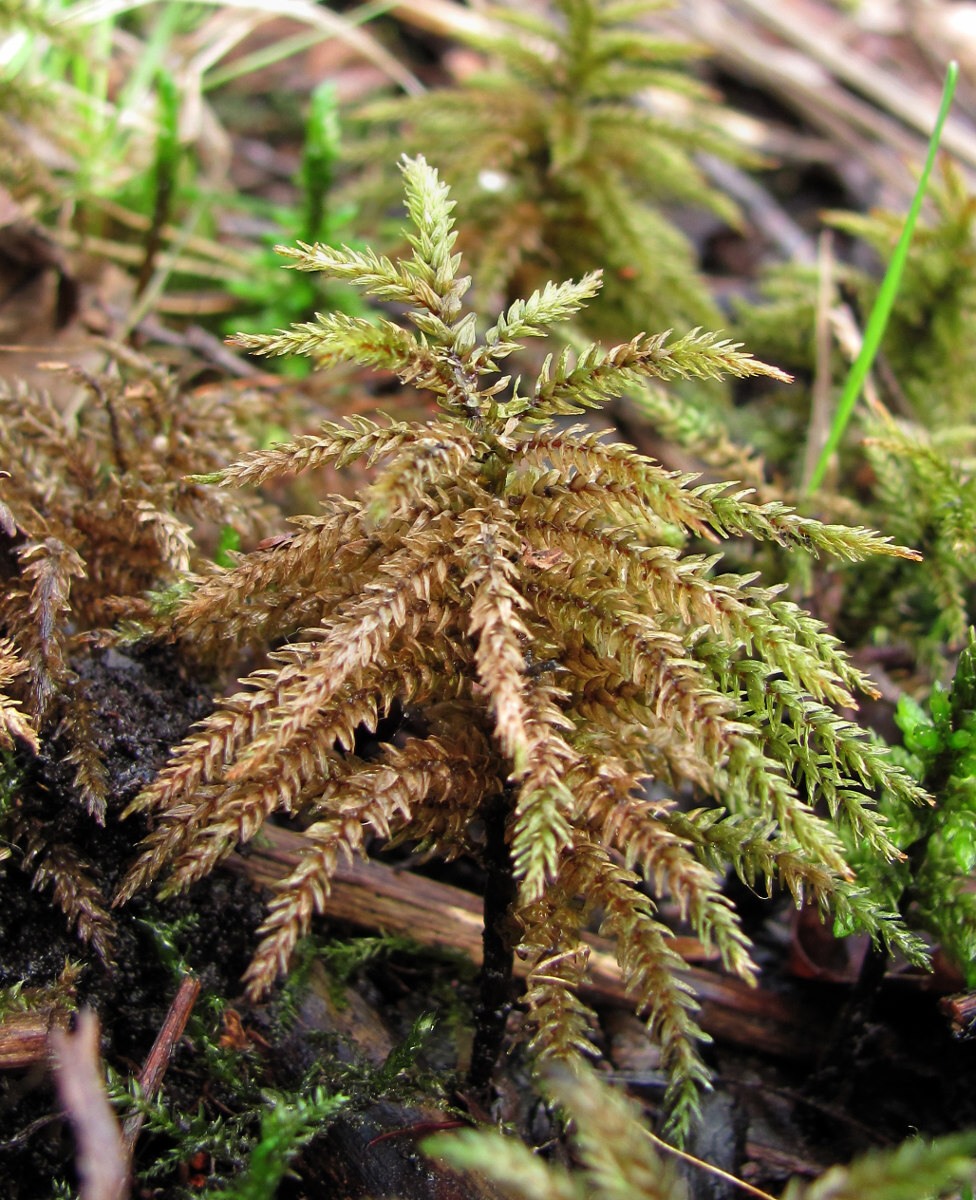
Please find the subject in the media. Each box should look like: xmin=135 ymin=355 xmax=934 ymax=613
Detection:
xmin=0 ymin=345 xmax=267 ymax=952
xmin=120 ymin=158 xmax=926 ymax=1136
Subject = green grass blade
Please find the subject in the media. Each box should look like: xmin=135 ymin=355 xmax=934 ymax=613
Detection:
xmin=804 ymin=60 xmax=959 ymax=496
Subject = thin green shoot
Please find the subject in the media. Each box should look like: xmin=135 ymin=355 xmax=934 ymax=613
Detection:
xmin=113 ymin=1 xmax=186 ymax=119
xmin=804 ymin=59 xmax=959 ymax=495
xmin=135 ymin=67 xmax=181 ymax=296
xmin=300 ymin=81 xmax=341 ymax=242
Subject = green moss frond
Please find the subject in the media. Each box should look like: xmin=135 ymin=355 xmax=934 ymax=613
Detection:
xmin=860 ymin=420 xmax=976 ymax=654
xmin=826 ymin=160 xmax=976 ymax=429
xmin=589 ymin=792 xmax=757 ymax=981
xmin=517 ymin=877 xmax=603 ymax=1063
xmin=428 ymin=1124 xmax=585 ymax=1200
xmin=479 ymin=272 xmax=605 ymax=357
xmin=429 ymin=1065 xmax=976 ymax=1200
xmin=843 ymin=630 xmax=976 ymax=981
xmin=570 ymin=838 xmax=711 ymax=1140
xmin=428 ymin=1064 xmax=684 ymax=1200
xmin=520 ymin=331 xmax=789 ymax=424
xmin=354 ymin=0 xmax=743 ymax=337
xmin=234 ymin=311 xmax=420 ymax=371
xmin=781 ymin=1132 xmax=976 ymax=1200
xmin=274 ymin=241 xmax=419 ymax=300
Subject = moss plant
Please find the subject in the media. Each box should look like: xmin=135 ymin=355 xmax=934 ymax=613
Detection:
xmin=735 ymin=161 xmax=976 ymax=660
xmin=119 ymin=156 xmax=927 ymax=1138
xmin=355 ymin=0 xmax=739 ymax=339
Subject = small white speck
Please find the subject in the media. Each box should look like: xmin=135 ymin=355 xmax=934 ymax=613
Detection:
xmin=478 ymin=169 xmax=510 ymax=194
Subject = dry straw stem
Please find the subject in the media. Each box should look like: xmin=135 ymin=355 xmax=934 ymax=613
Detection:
xmin=50 ymin=1010 xmax=128 ymax=1200
xmin=122 ymin=156 xmax=929 ymax=1137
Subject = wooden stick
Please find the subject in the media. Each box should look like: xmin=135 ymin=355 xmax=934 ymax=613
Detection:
xmin=121 ymin=974 xmax=201 ymax=1156
xmin=234 ymin=827 xmax=825 ymax=1059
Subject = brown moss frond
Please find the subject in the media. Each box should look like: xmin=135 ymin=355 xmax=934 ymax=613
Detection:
xmin=120 ymin=679 xmax=278 ymax=824
xmin=194 ymin=414 xmax=423 ymax=490
xmin=461 ymin=511 xmax=534 ymax=767
xmin=164 ymin=504 xmax=371 ymax=651
xmin=16 ymin=536 xmax=86 ymax=718
xmin=19 ymin=819 xmax=114 ymax=962
xmin=397 ymin=721 xmax=504 ymax=853
xmin=363 ymin=425 xmax=483 ymax=526
xmin=120 ymin=672 xmax=385 ymax=899
xmin=584 ymin=788 xmax=757 ymax=983
xmin=572 ymin=838 xmax=712 ymax=1141
xmin=131 ymin=501 xmax=194 ymax=576
xmin=0 ymin=351 xmax=275 ymax=959
xmin=457 ymin=508 xmax=579 ymax=899
xmin=243 ymin=813 xmax=375 ymax=997
xmin=62 ymin=692 xmax=110 ymax=824
xmin=242 ymin=731 xmax=486 ymax=997
xmin=226 ymin=548 xmax=455 ymax=781
xmin=0 ymin=638 xmax=39 ymax=753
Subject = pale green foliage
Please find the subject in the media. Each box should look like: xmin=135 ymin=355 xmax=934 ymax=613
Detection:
xmin=208 ymin=1087 xmax=348 ymax=1200
xmin=857 ymin=419 xmax=976 ymax=655
xmin=734 ymin=163 xmax=976 ymax=660
xmin=780 ymin=1133 xmax=976 ymax=1200
xmin=428 ymin=1064 xmax=685 ymax=1200
xmin=845 ymin=628 xmax=976 ymax=984
xmin=355 ymin=0 xmax=737 ymax=338
xmin=735 ymin=162 xmax=976 ymax=428
xmin=122 ymin=156 xmax=927 ymax=1140
xmin=426 ymin=1063 xmax=976 ymax=1200
xmin=828 ymin=162 xmax=976 ymax=428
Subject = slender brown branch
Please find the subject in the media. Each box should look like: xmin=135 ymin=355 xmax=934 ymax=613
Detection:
xmin=122 ymin=974 xmax=201 ymax=1157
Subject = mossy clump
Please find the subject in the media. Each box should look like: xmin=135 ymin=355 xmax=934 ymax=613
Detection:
xmin=119 ymin=156 xmax=925 ymax=1137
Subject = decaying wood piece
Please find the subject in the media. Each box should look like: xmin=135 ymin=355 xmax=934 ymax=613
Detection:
xmin=0 ymin=1007 xmax=71 ymax=1070
xmin=235 ymin=825 xmax=826 ymax=1060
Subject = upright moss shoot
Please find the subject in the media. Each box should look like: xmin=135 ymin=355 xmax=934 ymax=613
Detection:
xmin=120 ymin=156 xmax=926 ymax=1138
